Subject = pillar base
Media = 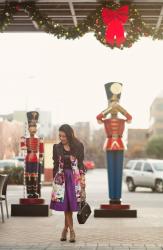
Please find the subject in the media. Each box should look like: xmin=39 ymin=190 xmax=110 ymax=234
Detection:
xmin=19 ymin=198 xmax=45 ymax=205
xmin=11 ymin=198 xmax=49 ymax=217
xmin=94 ymin=201 xmax=137 ymax=218
xmin=100 ymin=203 xmax=130 ymax=210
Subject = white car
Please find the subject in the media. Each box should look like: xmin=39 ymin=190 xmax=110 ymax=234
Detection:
xmin=0 ymin=159 xmax=24 ymax=171
xmin=123 ymin=159 xmax=163 ymax=193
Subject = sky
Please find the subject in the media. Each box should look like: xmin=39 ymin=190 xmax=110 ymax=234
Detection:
xmin=0 ymin=32 xmax=163 ymax=131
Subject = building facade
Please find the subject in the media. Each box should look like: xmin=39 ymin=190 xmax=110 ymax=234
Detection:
xmin=149 ymin=95 xmax=163 ymax=137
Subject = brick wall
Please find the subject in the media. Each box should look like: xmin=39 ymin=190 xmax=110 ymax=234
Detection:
xmin=44 ymin=168 xmax=53 ymax=182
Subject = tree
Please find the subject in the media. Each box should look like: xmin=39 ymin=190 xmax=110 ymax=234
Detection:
xmin=0 ymin=120 xmax=23 ymax=159
xmin=146 ymin=136 xmax=163 ymax=159
xmin=85 ymin=128 xmax=106 ymax=168
xmin=128 ymin=144 xmax=146 ymax=159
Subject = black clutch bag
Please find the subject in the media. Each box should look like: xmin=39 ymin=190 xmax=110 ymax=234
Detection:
xmin=77 ymin=201 xmax=91 ymax=224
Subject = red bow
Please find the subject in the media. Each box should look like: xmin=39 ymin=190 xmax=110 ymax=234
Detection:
xmin=102 ymin=5 xmax=129 ymax=47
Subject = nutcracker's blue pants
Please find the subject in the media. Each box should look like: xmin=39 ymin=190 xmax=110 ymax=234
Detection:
xmin=106 ymin=151 xmax=124 ymax=200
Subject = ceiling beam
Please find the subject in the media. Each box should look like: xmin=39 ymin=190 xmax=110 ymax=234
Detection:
xmin=34 ymin=0 xmax=163 ymax=2
xmin=156 ymin=5 xmax=163 ymax=30
xmin=1 ymin=0 xmax=163 ymax=2
xmin=32 ymin=20 xmax=40 ymax=30
xmin=1 ymin=0 xmax=163 ymax=32
xmin=68 ymin=0 xmax=78 ymax=26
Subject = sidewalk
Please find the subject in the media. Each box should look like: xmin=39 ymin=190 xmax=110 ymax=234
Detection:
xmin=0 ymin=244 xmax=163 ymax=250
xmin=0 ymin=169 xmax=163 ymax=250
xmin=0 ymin=212 xmax=163 ymax=249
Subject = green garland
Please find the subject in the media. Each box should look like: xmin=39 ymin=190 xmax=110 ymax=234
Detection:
xmin=0 ymin=1 xmax=162 ymax=49
xmin=153 ymin=28 xmax=163 ymax=40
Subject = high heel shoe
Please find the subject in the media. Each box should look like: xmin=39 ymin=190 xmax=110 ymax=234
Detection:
xmin=60 ymin=228 xmax=68 ymax=241
xmin=69 ymin=229 xmax=76 ymax=243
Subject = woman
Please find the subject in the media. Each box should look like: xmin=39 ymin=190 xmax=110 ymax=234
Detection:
xmin=50 ymin=124 xmax=86 ymax=243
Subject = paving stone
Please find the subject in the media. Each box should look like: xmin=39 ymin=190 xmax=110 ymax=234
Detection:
xmin=112 ymin=248 xmax=129 ymax=250
xmin=0 ymin=248 xmax=12 ymax=250
xmin=27 ymin=249 xmax=46 ymax=250
xmin=11 ymin=249 xmax=36 ymax=250
xmin=0 ymin=247 xmax=13 ymax=249
xmin=113 ymin=248 xmax=129 ymax=250
xmin=30 ymin=247 xmax=47 ymax=249
xmin=97 ymin=247 xmax=113 ymax=250
xmin=146 ymin=247 xmax=162 ymax=250
xmin=129 ymin=248 xmax=146 ymax=250
xmin=10 ymin=247 xmax=32 ymax=249
xmin=131 ymin=246 xmax=145 ymax=247
xmin=146 ymin=248 xmax=163 ymax=250
xmin=80 ymin=247 xmax=97 ymax=250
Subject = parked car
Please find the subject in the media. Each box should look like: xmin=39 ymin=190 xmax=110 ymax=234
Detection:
xmin=0 ymin=159 xmax=21 ymax=171
xmin=13 ymin=156 xmax=25 ymax=167
xmin=123 ymin=159 xmax=163 ymax=193
xmin=84 ymin=161 xmax=95 ymax=170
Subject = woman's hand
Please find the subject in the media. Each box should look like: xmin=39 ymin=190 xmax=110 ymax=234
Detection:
xmin=70 ymin=155 xmax=76 ymax=161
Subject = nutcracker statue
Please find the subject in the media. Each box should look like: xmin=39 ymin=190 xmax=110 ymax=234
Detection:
xmin=94 ymin=82 xmax=137 ymax=217
xmin=11 ymin=111 xmax=49 ymax=217
xmin=20 ymin=111 xmax=44 ymax=199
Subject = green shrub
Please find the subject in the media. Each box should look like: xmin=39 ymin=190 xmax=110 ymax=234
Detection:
xmin=146 ymin=136 xmax=163 ymax=159
xmin=0 ymin=166 xmax=24 ymax=185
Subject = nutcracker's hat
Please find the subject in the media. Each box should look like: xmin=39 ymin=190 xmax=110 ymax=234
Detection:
xmin=105 ymin=82 xmax=123 ymax=101
xmin=27 ymin=111 xmax=39 ymax=126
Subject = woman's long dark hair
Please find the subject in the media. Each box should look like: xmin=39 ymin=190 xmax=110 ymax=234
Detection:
xmin=59 ymin=124 xmax=81 ymax=156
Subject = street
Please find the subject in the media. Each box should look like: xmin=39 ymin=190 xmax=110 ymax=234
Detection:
xmin=0 ymin=169 xmax=163 ymax=249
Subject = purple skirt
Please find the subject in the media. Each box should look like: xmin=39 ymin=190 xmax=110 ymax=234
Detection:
xmin=50 ymin=168 xmax=79 ymax=212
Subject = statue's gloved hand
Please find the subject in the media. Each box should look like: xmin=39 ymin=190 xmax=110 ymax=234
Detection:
xmin=96 ymin=113 xmax=105 ymax=124
xmin=126 ymin=119 xmax=132 ymax=124
xmin=110 ymin=102 xmax=118 ymax=108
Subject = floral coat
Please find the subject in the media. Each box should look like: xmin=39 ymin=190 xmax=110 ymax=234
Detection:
xmin=51 ymin=142 xmax=86 ymax=203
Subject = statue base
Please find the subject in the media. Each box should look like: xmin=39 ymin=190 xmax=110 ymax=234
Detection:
xmin=94 ymin=201 xmax=137 ymax=218
xmin=11 ymin=198 xmax=50 ymax=217
xmin=19 ymin=198 xmax=45 ymax=205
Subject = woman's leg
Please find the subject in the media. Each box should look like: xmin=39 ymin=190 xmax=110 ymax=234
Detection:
xmin=68 ymin=211 xmax=73 ymax=230
xmin=64 ymin=211 xmax=69 ymax=230
xmin=68 ymin=211 xmax=75 ymax=242
xmin=65 ymin=211 xmax=73 ymax=230
xmin=60 ymin=212 xmax=68 ymax=241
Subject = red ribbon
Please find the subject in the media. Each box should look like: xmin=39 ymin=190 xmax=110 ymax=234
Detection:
xmin=102 ymin=5 xmax=129 ymax=47
xmin=16 ymin=4 xmax=20 ymax=11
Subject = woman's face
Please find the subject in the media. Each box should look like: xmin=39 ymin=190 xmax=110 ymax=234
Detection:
xmin=59 ymin=131 xmax=68 ymax=145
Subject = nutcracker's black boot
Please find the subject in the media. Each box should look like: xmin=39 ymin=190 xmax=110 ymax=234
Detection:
xmin=26 ymin=176 xmax=33 ymax=198
xmin=31 ymin=176 xmax=39 ymax=198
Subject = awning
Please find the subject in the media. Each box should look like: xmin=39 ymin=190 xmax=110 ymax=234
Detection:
xmin=0 ymin=1 xmax=163 ymax=32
